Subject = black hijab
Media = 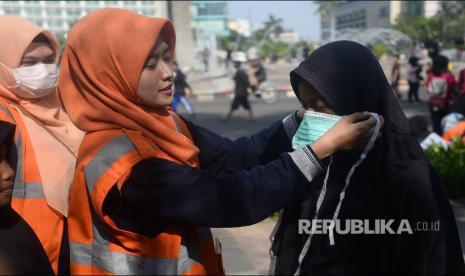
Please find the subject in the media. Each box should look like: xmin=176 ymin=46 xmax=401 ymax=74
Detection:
xmin=271 ymin=41 xmax=464 ymax=275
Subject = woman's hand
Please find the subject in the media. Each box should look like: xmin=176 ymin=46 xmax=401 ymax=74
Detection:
xmin=310 ymin=112 xmax=384 ymax=160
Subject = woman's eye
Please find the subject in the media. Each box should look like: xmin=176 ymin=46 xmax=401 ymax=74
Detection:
xmin=144 ymin=63 xmax=156 ymax=70
xmin=20 ymin=61 xmax=34 ymax=66
xmin=163 ymin=55 xmax=172 ymax=64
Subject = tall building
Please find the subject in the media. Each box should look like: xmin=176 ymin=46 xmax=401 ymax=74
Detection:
xmin=0 ymin=1 xmax=197 ymax=67
xmin=190 ymin=1 xmax=228 ymax=69
xmin=191 ymin=1 xmax=228 ymax=36
xmin=0 ymin=1 xmax=168 ymax=37
xmin=320 ymin=1 xmax=440 ymax=40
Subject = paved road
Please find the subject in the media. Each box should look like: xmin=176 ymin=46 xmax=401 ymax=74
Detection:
xmin=175 ymin=63 xmax=464 ymax=275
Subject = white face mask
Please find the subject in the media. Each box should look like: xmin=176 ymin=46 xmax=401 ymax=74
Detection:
xmin=0 ymin=62 xmax=58 ymax=99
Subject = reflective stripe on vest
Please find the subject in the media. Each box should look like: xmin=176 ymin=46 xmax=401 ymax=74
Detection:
xmin=70 ymin=214 xmax=179 ymax=275
xmin=74 ymin=134 xmax=210 ymax=275
xmin=0 ymin=104 xmax=45 ymax=199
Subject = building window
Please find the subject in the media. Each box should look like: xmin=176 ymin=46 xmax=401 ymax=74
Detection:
xmin=66 ymin=1 xmax=81 ymax=5
xmin=46 ymin=7 xmax=62 ymax=16
xmin=47 ymin=19 xmax=64 ymax=28
xmin=196 ymin=2 xmax=226 ymax=16
xmin=141 ymin=1 xmax=155 ymax=6
xmin=34 ymin=19 xmax=44 ymax=26
xmin=142 ymin=8 xmax=156 ymax=15
xmin=24 ymin=1 xmax=40 ymax=5
xmin=379 ymin=6 xmax=389 ymax=17
xmin=25 ymin=7 xmax=42 ymax=17
xmin=85 ymin=1 xmax=100 ymax=6
xmin=3 ymin=7 xmax=21 ymax=15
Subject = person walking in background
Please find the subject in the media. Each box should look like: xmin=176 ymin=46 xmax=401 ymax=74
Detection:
xmin=407 ymin=56 xmax=422 ymax=102
xmin=390 ymin=54 xmax=401 ymax=99
xmin=201 ymin=47 xmax=210 ymax=73
xmin=456 ymin=66 xmax=465 ymax=106
xmin=249 ymin=54 xmax=267 ymax=96
xmin=172 ymin=61 xmax=195 ymax=117
xmin=302 ymin=45 xmax=310 ymax=60
xmin=426 ymin=55 xmax=456 ymax=134
xmin=223 ymin=53 xmax=254 ymax=122
xmin=225 ymin=47 xmax=232 ymax=73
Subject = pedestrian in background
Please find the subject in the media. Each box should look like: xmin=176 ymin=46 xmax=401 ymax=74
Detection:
xmin=172 ymin=61 xmax=195 ymax=117
xmin=390 ymin=53 xmax=401 ymax=99
xmin=223 ymin=52 xmax=254 ymax=122
xmin=407 ymin=56 xmax=421 ymax=102
xmin=426 ymin=55 xmax=456 ymax=134
xmin=201 ymin=47 xmax=210 ymax=73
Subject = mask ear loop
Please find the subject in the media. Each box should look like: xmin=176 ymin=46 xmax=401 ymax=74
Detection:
xmin=327 ymin=113 xmax=381 ymax=246
xmin=294 ymin=155 xmax=334 ymax=276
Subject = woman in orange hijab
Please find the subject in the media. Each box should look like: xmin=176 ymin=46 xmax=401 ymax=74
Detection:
xmin=59 ymin=8 xmax=379 ymax=275
xmin=0 ymin=16 xmax=84 ymax=274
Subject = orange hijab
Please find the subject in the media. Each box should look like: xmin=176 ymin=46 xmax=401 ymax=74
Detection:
xmin=58 ymin=8 xmax=199 ymax=164
xmin=0 ymin=16 xmax=84 ymax=216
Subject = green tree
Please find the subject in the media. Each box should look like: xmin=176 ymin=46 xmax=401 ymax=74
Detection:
xmin=436 ymin=1 xmax=465 ymax=41
xmin=394 ymin=15 xmax=439 ymax=41
xmin=371 ymin=43 xmax=390 ymax=59
xmin=394 ymin=1 xmax=465 ymax=44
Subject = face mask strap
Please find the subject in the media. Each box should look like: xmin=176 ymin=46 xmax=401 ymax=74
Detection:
xmin=328 ymin=113 xmax=381 ymax=246
xmin=294 ymin=156 xmax=334 ymax=276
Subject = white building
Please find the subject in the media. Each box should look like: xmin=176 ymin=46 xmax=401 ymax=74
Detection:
xmin=321 ymin=1 xmax=440 ymax=40
xmin=0 ymin=1 xmax=196 ymax=67
xmin=0 ymin=1 xmax=169 ymax=36
xmin=277 ymin=32 xmax=300 ymax=44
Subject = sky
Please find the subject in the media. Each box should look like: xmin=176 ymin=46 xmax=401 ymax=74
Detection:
xmin=228 ymin=1 xmax=321 ymax=41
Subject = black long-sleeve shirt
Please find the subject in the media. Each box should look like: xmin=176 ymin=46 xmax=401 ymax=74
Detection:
xmin=103 ymin=113 xmax=323 ymax=236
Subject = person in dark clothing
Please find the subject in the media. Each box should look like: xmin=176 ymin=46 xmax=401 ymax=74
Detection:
xmin=0 ymin=121 xmax=54 ymax=275
xmin=407 ymin=56 xmax=422 ymax=102
xmin=270 ymin=41 xmax=464 ymax=275
xmin=225 ymin=47 xmax=232 ymax=73
xmin=172 ymin=61 xmax=195 ymax=117
xmin=249 ymin=56 xmax=267 ymax=98
xmin=223 ymin=58 xmax=254 ymax=122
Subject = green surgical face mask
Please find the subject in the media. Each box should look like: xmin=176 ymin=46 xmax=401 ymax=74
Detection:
xmin=292 ymin=111 xmax=341 ymax=150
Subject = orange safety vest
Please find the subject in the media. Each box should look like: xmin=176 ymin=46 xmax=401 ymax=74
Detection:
xmin=68 ymin=115 xmax=224 ymax=275
xmin=0 ymin=98 xmax=64 ymax=275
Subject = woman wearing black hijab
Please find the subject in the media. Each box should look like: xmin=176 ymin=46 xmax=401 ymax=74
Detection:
xmin=270 ymin=41 xmax=464 ymax=275
xmin=0 ymin=121 xmax=53 ymax=275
